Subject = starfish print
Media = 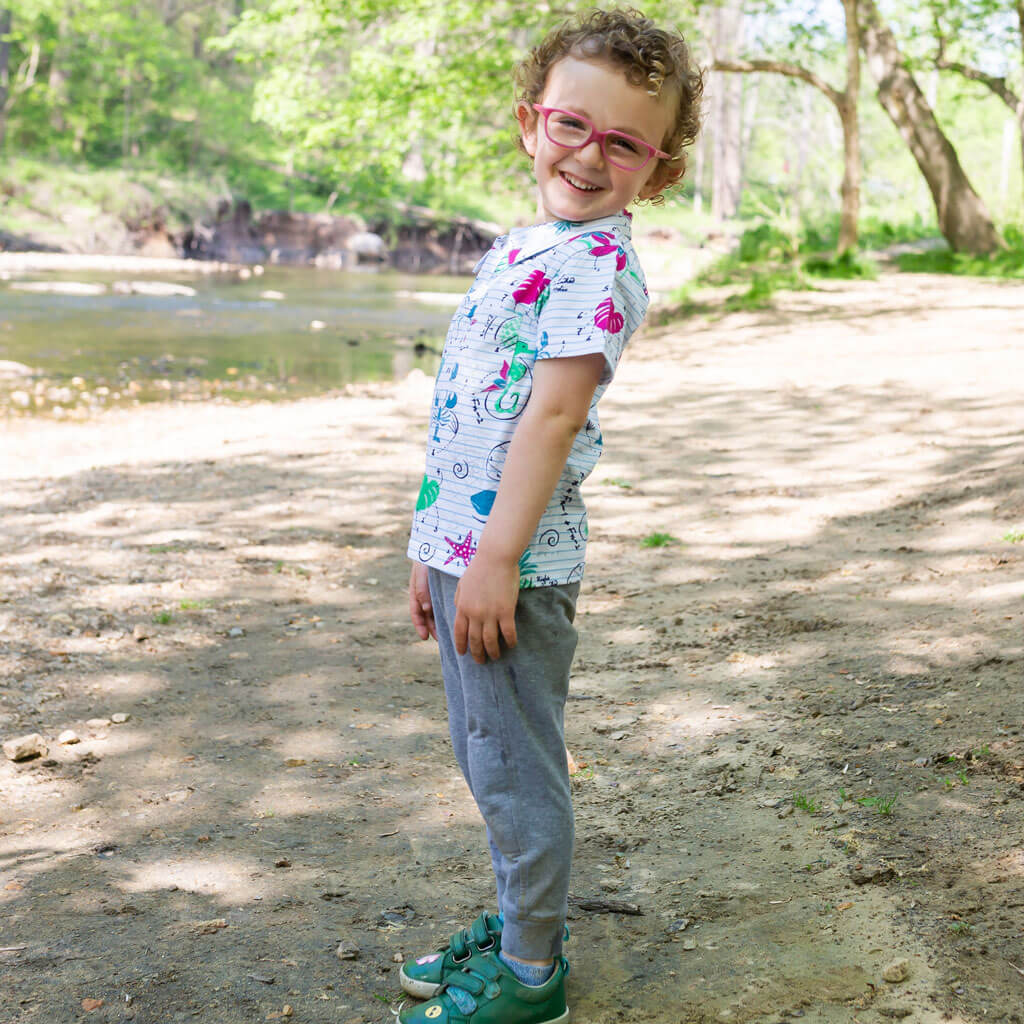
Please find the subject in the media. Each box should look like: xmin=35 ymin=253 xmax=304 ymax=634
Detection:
xmin=444 ymin=530 xmax=477 ymax=567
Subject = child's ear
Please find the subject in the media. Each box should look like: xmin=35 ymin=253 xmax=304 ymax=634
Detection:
xmin=516 ymin=101 xmax=538 ymax=157
xmin=638 ymin=160 xmax=683 ymax=202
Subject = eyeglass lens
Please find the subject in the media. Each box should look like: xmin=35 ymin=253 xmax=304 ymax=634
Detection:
xmin=543 ymin=110 xmax=651 ymax=170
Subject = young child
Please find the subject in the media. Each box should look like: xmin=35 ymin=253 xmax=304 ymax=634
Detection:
xmin=402 ymin=9 xmax=702 ymax=1023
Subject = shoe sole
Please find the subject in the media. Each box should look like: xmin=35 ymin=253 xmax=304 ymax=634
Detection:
xmin=399 ymin=967 xmax=442 ymax=999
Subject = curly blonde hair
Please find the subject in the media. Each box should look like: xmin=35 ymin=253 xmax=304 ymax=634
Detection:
xmin=513 ymin=8 xmax=704 ymax=200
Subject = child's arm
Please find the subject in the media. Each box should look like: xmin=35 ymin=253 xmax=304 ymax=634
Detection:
xmin=453 ymin=351 xmax=606 ymax=664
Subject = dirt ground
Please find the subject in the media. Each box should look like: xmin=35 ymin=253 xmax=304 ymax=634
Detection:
xmin=1 ymin=271 xmax=1022 ymax=1024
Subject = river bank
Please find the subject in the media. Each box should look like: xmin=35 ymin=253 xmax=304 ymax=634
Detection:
xmin=2 ymin=272 xmax=1022 ymax=1024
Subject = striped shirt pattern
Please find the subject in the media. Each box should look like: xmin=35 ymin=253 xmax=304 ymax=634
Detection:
xmin=407 ymin=210 xmax=648 ymax=587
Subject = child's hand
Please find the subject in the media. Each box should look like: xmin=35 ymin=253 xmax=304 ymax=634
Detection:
xmin=408 ymin=563 xmax=437 ymax=641
xmin=453 ymin=556 xmax=519 ymax=664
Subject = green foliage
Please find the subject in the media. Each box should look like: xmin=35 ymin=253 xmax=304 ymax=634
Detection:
xmin=803 ymin=250 xmax=878 ymax=279
xmin=792 ymin=792 xmax=819 ymax=814
xmin=1003 ymin=529 xmax=1024 ymax=543
xmin=641 ymin=532 xmax=680 ymax=548
xmin=897 ymin=237 xmax=1024 ymax=279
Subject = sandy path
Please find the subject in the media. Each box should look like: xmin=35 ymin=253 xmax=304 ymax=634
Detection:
xmin=1 ymin=272 xmax=1022 ymax=1024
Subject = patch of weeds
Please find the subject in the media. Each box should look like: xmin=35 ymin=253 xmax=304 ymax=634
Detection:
xmin=948 ymin=921 xmax=974 ymax=935
xmin=152 ymin=610 xmax=173 ymax=625
xmin=803 ymin=249 xmax=877 ymax=280
xmin=793 ymin=792 xmax=819 ymax=814
xmin=602 ymin=477 xmax=634 ymax=490
xmin=941 ymin=776 xmax=957 ymax=789
xmin=178 ymin=598 xmax=212 ymax=611
xmin=148 ymin=542 xmax=187 ymax=554
xmin=856 ymin=792 xmax=900 ymax=816
xmin=1003 ymin=528 xmax=1024 ymax=544
xmin=641 ymin=532 xmax=680 ymax=548
xmin=724 ymin=268 xmax=808 ymax=311
xmin=974 ymin=745 xmax=992 ymax=759
xmin=957 ymin=768 xmax=969 ymax=786
xmin=273 ymin=561 xmax=312 ymax=578
xmin=897 ymin=239 xmax=1024 ymax=279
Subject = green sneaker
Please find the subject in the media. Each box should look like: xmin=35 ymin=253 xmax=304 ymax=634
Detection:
xmin=398 ymin=950 xmax=570 ymax=1024
xmin=400 ymin=912 xmax=503 ymax=999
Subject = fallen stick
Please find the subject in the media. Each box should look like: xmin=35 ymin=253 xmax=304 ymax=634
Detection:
xmin=0 ymin=945 xmax=28 ymax=953
xmin=569 ymin=896 xmax=642 ymax=916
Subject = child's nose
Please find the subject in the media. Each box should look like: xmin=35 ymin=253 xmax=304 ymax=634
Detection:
xmin=578 ymin=139 xmax=605 ymax=167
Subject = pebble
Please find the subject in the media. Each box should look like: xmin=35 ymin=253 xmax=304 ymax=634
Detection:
xmin=87 ymin=718 xmax=112 ymax=729
xmin=336 ymin=942 xmax=360 ymax=960
xmin=111 ymin=713 xmax=130 ymax=724
xmin=229 ymin=626 xmax=246 ymax=638
xmin=309 ymin=319 xmax=327 ymax=330
xmin=132 ymin=624 xmax=150 ymax=642
xmin=3 ymin=732 xmax=47 ymax=761
xmin=851 ymin=863 xmax=896 ymax=885
xmin=682 ymin=938 xmax=697 ymax=950
xmin=392 ymin=953 xmax=404 ymax=963
xmin=913 ymin=757 xmax=929 ymax=767
xmin=882 ymin=958 xmax=910 ymax=983
xmin=58 ymin=730 xmax=80 ymax=745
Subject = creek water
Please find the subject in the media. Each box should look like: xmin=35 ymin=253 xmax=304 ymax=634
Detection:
xmin=0 ymin=266 xmax=463 ymax=410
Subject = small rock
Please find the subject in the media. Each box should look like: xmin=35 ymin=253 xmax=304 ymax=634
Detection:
xmin=851 ymin=863 xmax=896 ymax=886
xmin=876 ymin=1006 xmax=912 ymax=1019
xmin=248 ymin=973 xmax=276 ymax=984
xmin=58 ymin=730 xmax=80 ymax=745
xmin=336 ymin=942 xmax=360 ymax=960
xmin=132 ymin=624 xmax=150 ymax=642
xmin=81 ymin=998 xmax=105 ymax=1011
xmin=275 ymin=858 xmax=291 ymax=868
xmin=283 ymin=758 xmax=307 ymax=768
xmin=609 ymin=730 xmax=629 ymax=741
xmin=309 ymin=319 xmax=327 ymax=331
xmin=392 ymin=953 xmax=404 ymax=963
xmin=777 ymin=804 xmax=794 ymax=819
xmin=682 ymin=938 xmax=697 ymax=950
xmin=87 ymin=718 xmax=112 ymax=729
xmin=165 ymin=788 xmax=192 ymax=803
xmin=111 ymin=713 xmax=130 ymax=724
xmin=260 ymin=290 xmax=285 ymax=300
xmin=10 ymin=390 xmax=31 ymax=408
xmin=228 ymin=626 xmax=246 ymax=638
xmin=666 ymin=918 xmax=691 ymax=933
xmin=913 ymin=757 xmax=929 ymax=767
xmin=882 ymin=958 xmax=910 ymax=983
xmin=191 ymin=918 xmax=228 ymax=935
xmin=3 ymin=733 xmax=48 ymax=762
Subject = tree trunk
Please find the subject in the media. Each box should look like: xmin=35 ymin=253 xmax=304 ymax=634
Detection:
xmin=710 ymin=0 xmax=744 ymax=221
xmin=860 ymin=0 xmax=1003 ymax=254
xmin=0 ymin=8 xmax=10 ymax=149
xmin=837 ymin=0 xmax=860 ymax=254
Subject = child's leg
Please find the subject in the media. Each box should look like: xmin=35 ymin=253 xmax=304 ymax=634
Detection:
xmin=428 ymin=568 xmax=579 ymax=963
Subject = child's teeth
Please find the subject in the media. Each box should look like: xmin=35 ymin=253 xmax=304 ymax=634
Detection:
xmin=564 ymin=173 xmax=598 ymax=191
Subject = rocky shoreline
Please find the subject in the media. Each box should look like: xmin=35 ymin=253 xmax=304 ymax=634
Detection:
xmin=1 ymin=200 xmax=500 ymax=275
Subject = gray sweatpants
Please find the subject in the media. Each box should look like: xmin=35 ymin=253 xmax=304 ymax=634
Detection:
xmin=428 ymin=568 xmax=580 ymax=962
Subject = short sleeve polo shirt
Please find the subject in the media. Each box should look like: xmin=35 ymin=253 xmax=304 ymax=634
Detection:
xmin=407 ymin=210 xmax=648 ymax=588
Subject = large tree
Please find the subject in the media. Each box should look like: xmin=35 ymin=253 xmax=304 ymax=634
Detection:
xmin=712 ymin=0 xmax=862 ymax=253
xmin=860 ymin=0 xmax=1004 ymax=253
xmin=929 ymin=0 xmax=1024 ymax=209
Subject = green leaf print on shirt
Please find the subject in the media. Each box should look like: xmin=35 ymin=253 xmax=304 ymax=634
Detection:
xmin=416 ymin=475 xmax=440 ymax=511
xmin=518 ymin=548 xmax=538 ymax=589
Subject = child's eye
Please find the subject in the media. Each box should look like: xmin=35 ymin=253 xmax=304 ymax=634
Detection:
xmin=610 ymin=135 xmax=642 ymax=154
xmin=555 ymin=116 xmax=587 ymax=132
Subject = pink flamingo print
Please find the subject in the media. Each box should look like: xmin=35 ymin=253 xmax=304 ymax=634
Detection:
xmin=594 ymin=297 xmax=624 ymax=334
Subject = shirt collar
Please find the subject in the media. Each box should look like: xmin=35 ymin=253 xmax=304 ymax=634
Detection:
xmin=502 ymin=210 xmax=633 ymax=267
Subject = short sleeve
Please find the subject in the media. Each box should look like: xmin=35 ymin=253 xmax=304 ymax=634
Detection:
xmin=535 ymin=243 xmax=648 ymax=385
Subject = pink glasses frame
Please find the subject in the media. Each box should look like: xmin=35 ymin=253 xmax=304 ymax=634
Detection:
xmin=532 ymin=104 xmax=671 ymax=171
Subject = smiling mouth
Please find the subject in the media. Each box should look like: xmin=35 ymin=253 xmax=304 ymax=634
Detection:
xmin=560 ymin=171 xmax=602 ymax=193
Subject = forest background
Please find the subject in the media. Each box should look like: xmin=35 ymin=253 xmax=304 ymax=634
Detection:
xmin=1 ymin=0 xmax=1022 ymax=269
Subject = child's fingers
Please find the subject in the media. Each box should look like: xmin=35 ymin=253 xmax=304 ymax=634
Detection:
xmin=499 ymin=610 xmax=517 ymax=651
xmin=454 ymin=608 xmax=470 ymax=657
xmin=482 ymin=620 xmax=502 ymax=662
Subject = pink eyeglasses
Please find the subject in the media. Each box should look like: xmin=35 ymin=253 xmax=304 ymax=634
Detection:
xmin=532 ymin=104 xmax=670 ymax=171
